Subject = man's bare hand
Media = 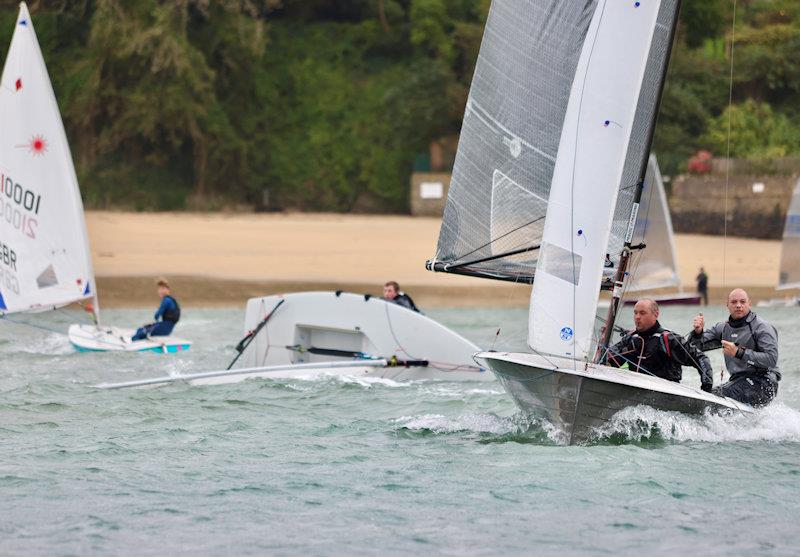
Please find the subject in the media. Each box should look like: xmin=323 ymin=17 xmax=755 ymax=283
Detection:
xmin=693 ymin=313 xmax=705 ymax=334
xmin=721 ymin=340 xmax=738 ymax=357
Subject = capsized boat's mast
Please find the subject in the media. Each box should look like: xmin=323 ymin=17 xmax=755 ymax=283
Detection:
xmin=594 ymin=0 xmax=684 ymax=363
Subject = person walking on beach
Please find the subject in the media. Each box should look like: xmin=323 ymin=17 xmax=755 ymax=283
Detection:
xmin=696 ymin=267 xmax=709 ymax=305
xmin=602 ymin=299 xmax=713 ymax=392
xmin=689 ymin=288 xmax=780 ymax=407
xmin=382 ymin=281 xmax=420 ymax=313
xmin=132 ymin=278 xmax=181 ymax=341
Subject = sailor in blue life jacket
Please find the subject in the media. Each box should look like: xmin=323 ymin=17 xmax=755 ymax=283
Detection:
xmin=603 ymin=298 xmax=714 ymax=391
xmin=689 ymin=288 xmax=780 ymax=407
xmin=382 ymin=280 xmax=420 ymax=313
xmin=132 ymin=278 xmax=181 ymax=341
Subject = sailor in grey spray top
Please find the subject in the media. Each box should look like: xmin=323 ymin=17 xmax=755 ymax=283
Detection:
xmin=689 ymin=289 xmax=780 ymax=407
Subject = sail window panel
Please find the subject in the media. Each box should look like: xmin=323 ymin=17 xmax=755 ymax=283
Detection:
xmin=539 ymin=242 xmax=582 ymax=287
xmin=433 ymin=1 xmax=598 ymax=282
xmin=606 ymin=0 xmax=681 ymax=266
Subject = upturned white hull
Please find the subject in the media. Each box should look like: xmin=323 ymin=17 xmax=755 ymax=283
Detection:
xmin=477 ymin=351 xmax=751 ymax=444
xmin=69 ymin=324 xmax=192 ymax=354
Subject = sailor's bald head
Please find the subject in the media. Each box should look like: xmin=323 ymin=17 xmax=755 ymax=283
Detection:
xmin=633 ymin=298 xmax=659 ymax=332
xmin=727 ymin=288 xmax=751 ymax=319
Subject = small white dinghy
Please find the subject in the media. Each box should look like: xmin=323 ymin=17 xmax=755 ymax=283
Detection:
xmin=68 ymin=324 xmax=191 ymax=354
xmin=96 ymin=291 xmax=489 ymax=389
xmin=0 ymin=3 xmax=189 ymax=353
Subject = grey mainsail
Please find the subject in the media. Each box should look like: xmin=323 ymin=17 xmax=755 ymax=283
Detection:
xmin=427 ymin=2 xmax=597 ymax=284
xmin=778 ymin=179 xmax=800 ymax=290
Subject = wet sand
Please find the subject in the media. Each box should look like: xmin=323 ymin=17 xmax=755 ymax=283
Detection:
xmin=86 ymin=211 xmax=786 ymax=308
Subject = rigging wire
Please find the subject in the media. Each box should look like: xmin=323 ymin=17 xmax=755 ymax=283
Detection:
xmin=723 ymin=0 xmax=738 ymax=288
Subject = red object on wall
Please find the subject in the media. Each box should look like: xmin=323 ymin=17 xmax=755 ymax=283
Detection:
xmin=687 ymin=150 xmax=713 ymax=174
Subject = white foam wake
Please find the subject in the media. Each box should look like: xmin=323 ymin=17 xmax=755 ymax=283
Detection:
xmin=596 ymin=403 xmax=800 ymax=443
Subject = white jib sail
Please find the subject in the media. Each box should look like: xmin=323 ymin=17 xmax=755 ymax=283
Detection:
xmin=529 ymin=1 xmax=663 ymax=360
xmin=0 ymin=2 xmax=97 ymax=316
xmin=626 ymin=154 xmax=681 ymax=292
xmin=778 ymin=179 xmax=800 ymax=290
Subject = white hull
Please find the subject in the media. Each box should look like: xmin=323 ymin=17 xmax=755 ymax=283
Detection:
xmin=237 ymin=292 xmax=490 ymax=382
xmin=478 ymin=351 xmax=750 ymax=444
xmin=69 ymin=324 xmax=192 ymax=354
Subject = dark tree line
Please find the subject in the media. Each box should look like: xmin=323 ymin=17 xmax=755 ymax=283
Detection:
xmin=0 ymin=0 xmax=798 ymax=211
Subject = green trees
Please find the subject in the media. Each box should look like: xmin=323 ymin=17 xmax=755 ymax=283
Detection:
xmin=1 ymin=1 xmax=798 ymax=211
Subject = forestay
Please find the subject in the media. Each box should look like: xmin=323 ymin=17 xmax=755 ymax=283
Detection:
xmin=0 ymin=3 xmax=97 ymax=315
xmin=778 ymin=179 xmax=800 ymax=290
xmin=529 ymin=0 xmax=680 ymax=360
xmin=427 ymin=2 xmax=598 ymax=284
xmin=624 ymin=154 xmax=681 ymax=292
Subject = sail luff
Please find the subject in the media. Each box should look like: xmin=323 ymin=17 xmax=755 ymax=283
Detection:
xmin=529 ymin=1 xmax=668 ymax=360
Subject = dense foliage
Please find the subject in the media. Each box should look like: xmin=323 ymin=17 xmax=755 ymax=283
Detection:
xmin=0 ymin=0 xmax=797 ymax=211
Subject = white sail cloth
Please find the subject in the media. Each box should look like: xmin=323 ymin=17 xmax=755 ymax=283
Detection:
xmin=529 ymin=1 xmax=664 ymax=360
xmin=0 ymin=3 xmax=96 ymax=314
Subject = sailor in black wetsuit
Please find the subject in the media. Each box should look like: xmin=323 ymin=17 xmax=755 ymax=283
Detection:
xmin=603 ymin=299 xmax=714 ymax=392
xmin=132 ymin=278 xmax=181 ymax=341
xmin=689 ymin=288 xmax=780 ymax=407
xmin=382 ymin=280 xmax=420 ymax=313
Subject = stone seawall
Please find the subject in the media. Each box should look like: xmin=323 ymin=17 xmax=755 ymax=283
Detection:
xmin=670 ymin=174 xmax=797 ymax=239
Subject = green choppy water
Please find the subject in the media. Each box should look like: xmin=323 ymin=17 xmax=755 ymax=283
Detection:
xmin=1 ymin=304 xmax=799 ymax=555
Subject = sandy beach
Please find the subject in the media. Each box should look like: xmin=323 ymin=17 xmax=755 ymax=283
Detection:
xmin=86 ymin=211 xmax=786 ymax=307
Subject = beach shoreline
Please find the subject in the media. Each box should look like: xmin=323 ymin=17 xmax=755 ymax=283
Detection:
xmin=85 ymin=211 xmax=790 ymax=308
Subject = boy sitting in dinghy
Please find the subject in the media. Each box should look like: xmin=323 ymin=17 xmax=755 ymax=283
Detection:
xmin=602 ymin=299 xmax=714 ymax=392
xmin=132 ymin=279 xmax=181 ymax=341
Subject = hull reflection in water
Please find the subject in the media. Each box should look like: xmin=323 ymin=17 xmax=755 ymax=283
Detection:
xmin=478 ymin=352 xmax=751 ymax=445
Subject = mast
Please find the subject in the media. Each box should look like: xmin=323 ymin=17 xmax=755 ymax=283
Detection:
xmin=595 ymin=0 xmax=683 ymax=362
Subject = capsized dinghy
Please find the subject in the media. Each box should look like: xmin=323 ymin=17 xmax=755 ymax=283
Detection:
xmin=0 ymin=3 xmax=189 ymax=352
xmin=426 ymin=0 xmax=747 ymax=443
xmin=96 ymin=291 xmax=489 ymax=389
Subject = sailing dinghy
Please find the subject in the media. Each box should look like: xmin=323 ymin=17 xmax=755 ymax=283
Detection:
xmin=0 ymin=3 xmax=190 ymax=353
xmin=427 ymin=0 xmax=748 ymax=444
xmin=759 ymin=179 xmax=800 ymax=307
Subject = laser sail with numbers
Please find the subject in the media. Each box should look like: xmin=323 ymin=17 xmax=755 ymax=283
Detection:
xmin=0 ymin=2 xmax=97 ymax=317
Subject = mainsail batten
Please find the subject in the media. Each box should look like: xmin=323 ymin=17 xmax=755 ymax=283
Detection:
xmin=778 ymin=179 xmax=800 ymax=290
xmin=529 ymin=1 xmax=664 ymax=360
xmin=0 ymin=3 xmax=97 ymax=316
